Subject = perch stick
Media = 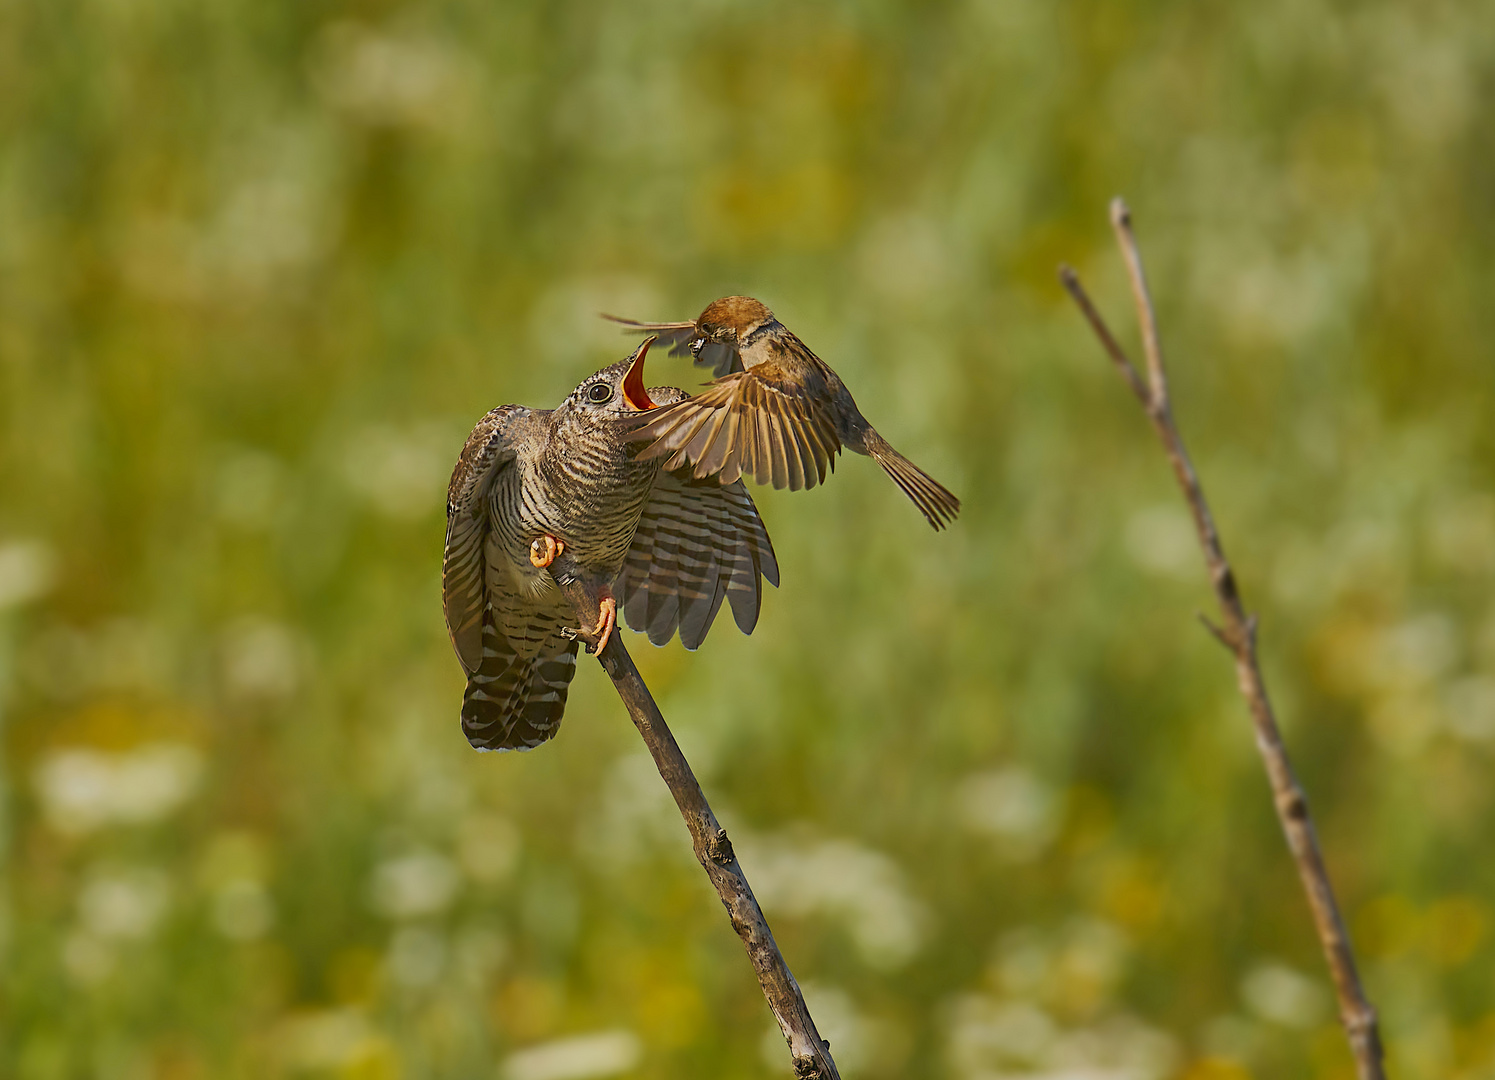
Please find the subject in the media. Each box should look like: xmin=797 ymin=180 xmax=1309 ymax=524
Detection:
xmin=548 ymin=554 xmax=840 ymax=1080
xmin=1059 ymin=198 xmax=1385 ymax=1080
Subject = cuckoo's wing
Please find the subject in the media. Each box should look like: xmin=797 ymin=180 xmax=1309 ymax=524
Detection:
xmin=617 ymin=471 xmax=780 ymax=651
xmin=628 ymin=363 xmax=842 ymax=491
xmin=444 ymin=404 xmax=580 ymax=752
xmin=600 ymin=314 xmax=741 ymax=377
xmin=443 ymin=405 xmax=528 ymax=674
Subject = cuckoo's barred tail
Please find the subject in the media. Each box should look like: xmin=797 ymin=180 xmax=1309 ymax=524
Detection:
xmin=863 ymin=429 xmax=961 ymax=531
xmin=461 ymin=618 xmax=579 ymax=752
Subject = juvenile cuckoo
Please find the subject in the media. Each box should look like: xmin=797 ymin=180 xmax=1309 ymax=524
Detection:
xmin=443 ymin=339 xmax=778 ymax=752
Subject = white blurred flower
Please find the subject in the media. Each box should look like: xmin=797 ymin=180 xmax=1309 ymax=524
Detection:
xmin=957 ymin=766 xmax=1059 ymax=858
xmin=278 ymin=1009 xmax=376 ymax=1070
xmin=578 ymin=751 xmax=694 ymax=869
xmin=1381 ymin=614 xmax=1459 ymax=684
xmin=386 ymin=925 xmax=446 ymax=988
xmin=1240 ymin=961 xmax=1329 ymax=1029
xmin=78 ymin=868 xmax=170 ymax=940
xmin=1049 ymin=1014 xmax=1180 ymax=1078
xmin=0 ymin=539 xmax=56 ymax=609
xmin=311 ymin=21 xmax=478 ymax=130
xmin=947 ymin=994 xmax=1176 ymax=1080
xmin=341 ymin=424 xmax=451 ymax=520
xmin=1444 ymin=675 xmax=1495 ymax=742
xmin=502 ymin=1030 xmax=642 ymax=1080
xmin=761 ymin=983 xmax=876 ymax=1076
xmin=1123 ymin=505 xmax=1197 ymax=581
xmin=991 ymin=920 xmax=1131 ymax=1014
xmin=213 ymin=880 xmax=275 ymax=941
xmin=118 ymin=123 xmax=336 ymax=302
xmin=34 ymin=743 xmax=204 ymax=835
xmin=948 ymin=997 xmax=1057 ymax=1074
xmin=739 ymin=832 xmax=926 ymax=969
xmin=221 ymin=617 xmax=305 ymax=699
xmin=370 ymin=849 xmax=460 ymax=919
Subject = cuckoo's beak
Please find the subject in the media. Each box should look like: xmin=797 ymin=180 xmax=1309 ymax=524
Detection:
xmin=622 ymin=336 xmax=656 ymax=411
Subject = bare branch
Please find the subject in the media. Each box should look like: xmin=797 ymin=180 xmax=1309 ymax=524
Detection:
xmin=1061 ymin=201 xmax=1386 ymax=1080
xmin=1059 ymin=263 xmax=1151 ymax=408
xmin=548 ymin=558 xmax=841 ymax=1080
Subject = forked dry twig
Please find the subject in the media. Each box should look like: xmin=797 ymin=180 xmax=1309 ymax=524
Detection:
xmin=548 ymin=555 xmax=840 ymax=1080
xmin=1060 ymin=199 xmax=1385 ymax=1079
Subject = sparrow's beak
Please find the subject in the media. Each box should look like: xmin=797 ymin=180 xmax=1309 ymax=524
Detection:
xmin=622 ymin=336 xmax=656 ymax=411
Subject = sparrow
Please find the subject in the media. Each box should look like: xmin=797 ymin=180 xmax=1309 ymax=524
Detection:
xmin=443 ymin=338 xmax=778 ymax=751
xmin=604 ymin=296 xmax=960 ymax=530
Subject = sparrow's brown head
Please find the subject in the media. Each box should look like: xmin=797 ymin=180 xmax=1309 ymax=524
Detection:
xmin=695 ymin=296 xmax=776 ymax=344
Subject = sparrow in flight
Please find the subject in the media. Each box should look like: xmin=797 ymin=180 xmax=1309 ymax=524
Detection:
xmin=605 ymin=296 xmax=960 ymax=530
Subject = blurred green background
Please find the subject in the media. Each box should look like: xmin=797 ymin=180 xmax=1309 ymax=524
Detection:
xmin=2 ymin=0 xmax=1493 ymax=1077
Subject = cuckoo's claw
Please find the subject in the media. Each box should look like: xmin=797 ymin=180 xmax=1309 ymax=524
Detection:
xmin=589 ymin=596 xmax=617 ymax=655
xmin=529 ymin=535 xmax=564 ymax=568
xmin=558 ymin=595 xmax=616 ymax=654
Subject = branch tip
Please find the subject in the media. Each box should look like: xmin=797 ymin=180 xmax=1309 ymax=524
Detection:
xmin=1064 ymin=199 xmax=1384 ymax=1080
xmin=544 ymin=555 xmax=841 ymax=1080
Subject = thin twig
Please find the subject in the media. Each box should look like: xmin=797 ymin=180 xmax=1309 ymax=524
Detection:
xmin=1060 ymin=198 xmax=1385 ymax=1080
xmin=548 ymin=557 xmax=840 ymax=1080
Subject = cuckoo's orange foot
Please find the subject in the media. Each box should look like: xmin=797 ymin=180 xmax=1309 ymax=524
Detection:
xmin=529 ymin=535 xmax=564 ymax=568
xmin=590 ymin=595 xmax=617 ymax=654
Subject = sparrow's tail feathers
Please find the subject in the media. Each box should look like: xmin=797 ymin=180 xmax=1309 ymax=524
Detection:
xmin=864 ymin=430 xmax=961 ymax=531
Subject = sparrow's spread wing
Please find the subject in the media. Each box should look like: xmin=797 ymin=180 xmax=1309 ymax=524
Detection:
xmin=601 ymin=314 xmax=742 ymax=377
xmin=617 ymin=472 xmax=779 ymax=650
xmin=628 ymin=363 xmax=842 ymax=491
xmin=444 ymin=405 xmax=528 ymax=673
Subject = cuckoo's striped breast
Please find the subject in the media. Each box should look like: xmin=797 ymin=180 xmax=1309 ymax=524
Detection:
xmin=488 ymin=417 xmax=659 ymax=582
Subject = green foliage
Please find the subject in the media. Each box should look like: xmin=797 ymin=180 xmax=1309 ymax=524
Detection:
xmin=2 ymin=0 xmax=1493 ymax=1077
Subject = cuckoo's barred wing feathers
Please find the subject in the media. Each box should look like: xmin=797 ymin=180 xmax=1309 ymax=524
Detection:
xmin=443 ymin=511 xmax=488 ymax=674
xmin=443 ymin=405 xmax=528 ymax=674
xmin=617 ymin=472 xmax=778 ymax=650
xmin=630 ymin=369 xmax=841 ymax=491
xmin=717 ymin=477 xmax=779 ymax=633
xmin=444 ymin=402 xmax=583 ymax=750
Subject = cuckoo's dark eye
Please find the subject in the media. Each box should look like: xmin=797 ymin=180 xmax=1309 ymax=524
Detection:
xmin=586 ymin=382 xmax=613 ymax=404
